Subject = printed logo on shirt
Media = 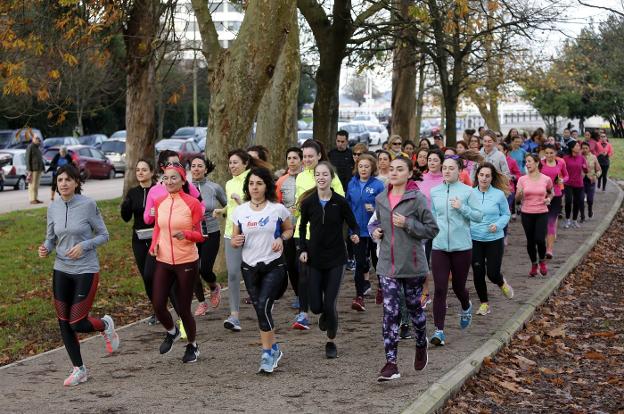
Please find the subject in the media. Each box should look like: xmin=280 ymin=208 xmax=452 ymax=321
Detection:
xmin=244 ymin=216 xmax=270 ymax=229
xmin=365 ymin=187 xmax=376 ymax=194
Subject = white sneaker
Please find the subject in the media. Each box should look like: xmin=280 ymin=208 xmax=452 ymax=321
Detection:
xmin=101 ymin=315 xmax=120 ymax=354
xmin=63 ymin=366 xmax=88 ymax=386
xmin=564 ymin=219 xmax=571 ymax=229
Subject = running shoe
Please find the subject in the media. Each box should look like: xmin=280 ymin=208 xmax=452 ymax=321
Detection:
xmin=63 ymin=366 xmax=88 ymax=387
xmin=210 ymin=283 xmax=221 ymax=308
xmin=223 ymin=316 xmax=242 ymax=332
xmin=159 ymin=326 xmax=181 ymax=354
xmin=459 ymin=301 xmax=473 ymax=329
xmin=363 ymin=281 xmax=372 ymax=296
xmin=414 ymin=343 xmax=428 ymax=371
xmin=539 ymin=260 xmax=548 ymax=276
xmin=564 ymin=219 xmax=572 ymax=229
xmin=258 ymin=352 xmax=274 ymax=374
xmin=272 ymin=345 xmax=283 ymax=369
xmin=572 ymin=220 xmax=581 ymax=228
xmin=430 ymin=329 xmax=446 ymax=346
xmin=291 ymin=296 xmax=300 ymax=309
xmin=346 ymin=259 xmax=356 ymax=271
xmin=420 ymin=293 xmax=431 ymax=309
xmin=244 ymin=295 xmax=252 ymax=305
xmin=399 ymin=324 xmax=412 ymax=340
xmin=182 ymin=343 xmax=200 ymax=363
xmin=147 ymin=314 xmax=158 ymax=326
xmin=351 ymin=296 xmax=366 ymax=312
xmin=101 ymin=315 xmax=119 ymax=354
xmin=529 ymin=263 xmax=538 ymax=277
xmin=325 ymin=341 xmax=337 ymax=359
xmin=500 ymin=280 xmax=514 ymax=299
xmin=545 ymin=251 xmax=553 ymax=260
xmin=476 ymin=303 xmax=491 ymax=315
xmin=292 ymin=312 xmax=310 ymax=330
xmin=178 ymin=319 xmax=187 ymax=340
xmin=318 ymin=313 xmax=327 ymax=332
xmin=194 ymin=302 xmax=209 ymax=316
xmin=511 ymin=213 xmax=517 ymax=221
xmin=375 ymin=289 xmax=383 ymax=305
xmin=377 ymin=362 xmax=400 ymax=381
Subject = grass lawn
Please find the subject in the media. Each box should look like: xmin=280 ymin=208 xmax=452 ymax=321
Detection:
xmin=0 ymin=198 xmax=225 ymax=366
xmin=608 ymin=138 xmax=624 ymax=180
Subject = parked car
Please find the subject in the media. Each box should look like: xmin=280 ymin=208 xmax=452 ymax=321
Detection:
xmin=43 ymin=136 xmax=80 ymax=150
xmin=353 ymin=114 xmax=380 ymax=124
xmin=170 ymin=127 xmax=207 ymax=143
xmin=340 ymin=123 xmax=370 ymax=146
xmin=155 ymin=139 xmax=202 ymax=168
xmin=43 ymin=145 xmax=116 ymax=180
xmin=297 ymin=130 xmax=313 ymax=146
xmin=0 ymin=149 xmax=53 ymax=191
xmin=364 ymin=123 xmax=389 ymax=146
xmin=77 ymin=134 xmax=107 ymax=149
xmin=101 ymin=138 xmax=126 ymax=174
xmin=198 ymin=137 xmax=206 ymax=151
xmin=297 ymin=120 xmax=309 ymax=130
xmin=110 ymin=130 xmax=127 ymax=139
xmin=0 ymin=128 xmax=44 ymax=149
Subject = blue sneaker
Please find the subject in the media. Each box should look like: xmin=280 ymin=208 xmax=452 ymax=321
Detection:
xmin=291 ymin=296 xmax=300 ymax=309
xmin=258 ymin=352 xmax=274 ymax=374
xmin=430 ymin=329 xmax=446 ymax=346
xmin=272 ymin=345 xmax=283 ymax=369
xmin=223 ymin=316 xmax=242 ymax=332
xmin=292 ymin=312 xmax=310 ymax=330
xmin=459 ymin=301 xmax=473 ymax=329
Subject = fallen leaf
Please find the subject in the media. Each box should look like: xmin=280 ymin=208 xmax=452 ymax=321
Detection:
xmin=515 ymin=355 xmax=537 ymax=370
xmin=547 ymin=327 xmax=566 ymax=338
xmin=584 ymin=351 xmax=606 ymax=361
xmin=539 ymin=367 xmax=556 ymax=375
xmin=590 ymin=331 xmax=616 ymax=338
xmin=498 ymin=380 xmax=533 ymax=395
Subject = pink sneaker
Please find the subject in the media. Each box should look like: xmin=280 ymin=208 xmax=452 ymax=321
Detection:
xmin=539 ymin=260 xmax=548 ymax=276
xmin=63 ymin=366 xmax=88 ymax=386
xmin=194 ymin=302 xmax=209 ymax=316
xmin=210 ymin=283 xmax=221 ymax=308
xmin=529 ymin=263 xmax=538 ymax=277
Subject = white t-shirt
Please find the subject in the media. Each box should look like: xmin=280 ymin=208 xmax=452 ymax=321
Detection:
xmin=231 ymin=201 xmax=290 ymax=266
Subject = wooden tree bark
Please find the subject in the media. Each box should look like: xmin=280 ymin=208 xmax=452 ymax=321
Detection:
xmin=255 ymin=5 xmax=300 ymax=167
xmin=414 ymin=54 xmax=427 ymax=139
xmin=123 ymin=0 xmax=160 ymax=195
xmin=192 ymin=0 xmax=295 ymax=185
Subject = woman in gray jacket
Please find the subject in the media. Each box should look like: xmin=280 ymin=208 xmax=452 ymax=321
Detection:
xmin=369 ymin=157 xmax=439 ymax=382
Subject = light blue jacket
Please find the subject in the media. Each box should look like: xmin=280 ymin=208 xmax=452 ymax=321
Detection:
xmin=430 ymin=181 xmax=483 ymax=252
xmin=470 ymin=186 xmax=510 ymax=242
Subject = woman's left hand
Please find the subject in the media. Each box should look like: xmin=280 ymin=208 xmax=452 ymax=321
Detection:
xmin=173 ymin=232 xmax=185 ymax=240
xmin=272 ymin=237 xmax=284 ymax=253
xmin=544 ymin=197 xmax=551 ymax=206
xmin=350 ymin=234 xmax=360 ymax=244
xmin=489 ymin=224 xmax=497 ymax=233
xmin=66 ymin=244 xmax=83 ymax=259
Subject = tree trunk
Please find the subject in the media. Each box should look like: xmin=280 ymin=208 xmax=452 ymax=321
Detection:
xmin=579 ymin=116 xmax=585 ymax=133
xmin=255 ymin=5 xmax=300 ymax=167
xmin=444 ymin=89 xmax=459 ymax=146
xmin=312 ymin=53 xmax=343 ymax=150
xmin=122 ymin=0 xmax=160 ymax=196
xmin=414 ymin=55 xmax=426 ymax=139
xmin=204 ymin=1 xmax=295 ymax=185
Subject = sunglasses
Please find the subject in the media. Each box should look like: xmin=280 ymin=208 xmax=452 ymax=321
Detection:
xmin=353 ymin=152 xmax=362 ymax=156
xmin=163 ymin=161 xmax=183 ymax=169
xmin=392 ymin=142 xmax=402 ymax=146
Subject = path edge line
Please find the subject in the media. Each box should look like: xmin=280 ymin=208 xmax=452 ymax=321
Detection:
xmin=402 ymin=182 xmax=624 ymax=414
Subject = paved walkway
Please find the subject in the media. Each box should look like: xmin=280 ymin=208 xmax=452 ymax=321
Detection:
xmin=0 ymin=185 xmax=619 ymax=413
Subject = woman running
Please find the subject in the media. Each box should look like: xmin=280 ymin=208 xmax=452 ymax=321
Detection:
xmin=563 ymin=141 xmax=588 ymax=229
xmin=516 ymin=154 xmax=554 ymax=277
xmin=370 ymin=157 xmax=439 ymax=381
xmin=470 ymin=163 xmax=513 ymax=316
xmin=39 ymin=164 xmax=118 ymax=386
xmin=376 ymin=150 xmax=392 ymax=184
xmin=540 ymin=144 xmax=568 ymax=258
xmin=121 ymin=159 xmax=158 ymax=325
xmin=190 ymin=156 xmax=227 ymax=316
xmin=429 ymin=155 xmax=483 ymax=346
xmin=346 ymin=154 xmax=385 ymax=311
xmin=581 ymin=141 xmax=601 ymax=221
xmin=213 ymin=149 xmax=268 ymax=332
xmin=276 ymin=147 xmax=303 ymax=309
xmin=595 ymin=131 xmax=613 ymax=191
xmin=149 ymin=163 xmax=204 ymax=363
xmin=292 ymin=140 xmax=344 ymax=330
xmin=298 ymin=161 xmax=359 ymax=358
xmin=231 ymin=167 xmax=293 ymax=373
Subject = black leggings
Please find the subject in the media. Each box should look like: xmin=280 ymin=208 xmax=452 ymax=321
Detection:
xmin=194 ymin=231 xmax=220 ymax=302
xmin=353 ymin=237 xmax=378 ymax=296
xmin=471 ymin=239 xmax=505 ymax=303
xmin=241 ymin=259 xmax=286 ymax=332
xmin=521 ymin=212 xmax=548 ymax=263
xmin=308 ymin=265 xmax=344 ymax=339
xmin=564 ymin=185 xmax=584 ymax=221
xmin=283 ymin=236 xmax=299 ymax=296
xmin=53 ymin=270 xmax=105 ymax=367
xmin=131 ymin=236 xmax=178 ymax=312
xmin=153 ymin=260 xmax=198 ymax=342
xmin=598 ymin=163 xmax=609 ymax=190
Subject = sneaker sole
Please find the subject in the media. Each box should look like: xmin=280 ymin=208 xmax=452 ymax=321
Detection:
xmin=258 ymin=366 xmax=274 ymax=374
xmin=64 ymin=376 xmax=88 ymax=387
xmin=292 ymin=323 xmax=310 ymax=330
xmin=377 ymin=373 xmax=401 ymax=382
xmin=224 ymin=321 xmax=241 ymax=332
xmin=351 ymin=305 xmax=365 ymax=312
xmin=183 ymin=351 xmax=200 ymax=363
xmin=273 ymin=351 xmax=283 ymax=369
xmin=430 ymin=337 xmax=445 ymax=346
xmin=414 ymin=347 xmax=428 ymax=371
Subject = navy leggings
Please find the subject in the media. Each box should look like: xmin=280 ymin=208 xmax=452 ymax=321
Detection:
xmin=241 ymin=258 xmax=286 ymax=332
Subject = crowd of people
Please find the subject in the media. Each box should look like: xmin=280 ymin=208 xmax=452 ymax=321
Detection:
xmin=38 ymin=124 xmax=615 ymax=386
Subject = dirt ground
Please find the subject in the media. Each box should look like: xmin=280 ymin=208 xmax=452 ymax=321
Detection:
xmin=0 ymin=187 xmax=619 ymax=414
xmin=443 ymin=207 xmax=624 ymax=414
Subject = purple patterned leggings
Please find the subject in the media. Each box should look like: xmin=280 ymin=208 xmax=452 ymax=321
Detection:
xmin=380 ymin=275 xmax=427 ymax=363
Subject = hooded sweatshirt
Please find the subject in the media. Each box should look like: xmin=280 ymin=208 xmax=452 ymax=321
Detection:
xmin=346 ymin=175 xmax=385 ymax=237
xmin=44 ymin=194 xmax=109 ymax=274
xmin=367 ymin=180 xmax=439 ymax=278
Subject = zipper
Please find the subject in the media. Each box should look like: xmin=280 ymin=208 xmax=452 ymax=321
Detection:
xmin=142 ymin=187 xmax=146 ymax=209
xmin=446 ymin=184 xmax=450 ymax=250
xmin=168 ymin=196 xmax=175 ymax=265
xmin=64 ymin=201 xmax=69 ymax=228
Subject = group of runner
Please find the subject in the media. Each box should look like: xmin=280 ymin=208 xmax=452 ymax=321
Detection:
xmin=39 ymin=125 xmax=615 ymax=385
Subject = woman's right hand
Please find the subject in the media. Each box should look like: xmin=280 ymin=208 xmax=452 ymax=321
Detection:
xmin=231 ymin=234 xmax=245 ymax=248
xmin=299 ymin=252 xmax=308 ymax=263
xmin=212 ymin=208 xmax=224 ymax=218
xmin=149 ymin=244 xmax=158 ymax=257
xmin=38 ymin=245 xmax=48 ymax=258
xmin=231 ymin=193 xmax=242 ymax=204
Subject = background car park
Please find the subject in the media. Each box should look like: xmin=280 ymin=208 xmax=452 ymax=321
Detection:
xmin=110 ymin=130 xmax=127 ymax=139
xmin=101 ymin=138 xmax=127 ymax=174
xmin=43 ymin=145 xmax=116 ymax=180
xmin=170 ymin=126 xmax=207 ymax=143
xmin=155 ymin=138 xmax=202 ymax=168
xmin=297 ymin=130 xmax=313 ymax=146
xmin=0 ymin=128 xmax=44 ymax=149
xmin=43 ymin=136 xmax=80 ymax=150
xmin=0 ymin=149 xmax=53 ymax=191
xmin=338 ymin=122 xmax=370 ymax=146
xmin=77 ymin=134 xmax=107 ymax=149
xmin=364 ymin=123 xmax=389 ymax=146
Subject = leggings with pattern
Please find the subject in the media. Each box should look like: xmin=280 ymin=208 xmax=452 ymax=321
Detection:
xmin=380 ymin=275 xmax=427 ymax=363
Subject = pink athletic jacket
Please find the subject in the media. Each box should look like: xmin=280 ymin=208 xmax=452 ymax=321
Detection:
xmin=143 ymin=182 xmax=200 ymax=225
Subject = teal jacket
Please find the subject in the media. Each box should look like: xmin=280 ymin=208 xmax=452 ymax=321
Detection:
xmin=469 ymin=186 xmax=510 ymax=242
xmin=430 ymin=181 xmax=483 ymax=252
